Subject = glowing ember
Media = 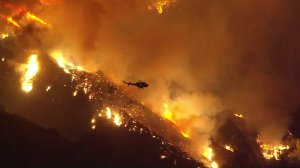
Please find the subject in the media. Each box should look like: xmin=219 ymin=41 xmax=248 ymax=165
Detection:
xmin=91 ymin=118 xmax=96 ymax=124
xmin=73 ymin=91 xmax=78 ymax=96
xmin=6 ymin=16 xmax=21 ymax=28
xmin=160 ymin=155 xmax=167 ymax=159
xmin=233 ymin=113 xmax=243 ymax=118
xmin=224 ymin=145 xmax=234 ymax=152
xmin=1 ymin=58 xmax=5 ymax=62
xmin=46 ymin=86 xmax=51 ymax=92
xmin=148 ymin=0 xmax=176 ymax=14
xmin=21 ymin=54 xmax=39 ymax=93
xmin=91 ymin=125 xmax=96 ymax=129
xmin=26 ymin=12 xmax=51 ymax=28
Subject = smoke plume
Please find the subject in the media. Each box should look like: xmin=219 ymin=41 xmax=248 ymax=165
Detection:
xmin=1 ymin=0 xmax=300 ymax=157
xmin=41 ymin=0 xmax=300 ymax=145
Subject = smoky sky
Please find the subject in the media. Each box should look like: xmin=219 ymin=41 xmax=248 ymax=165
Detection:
xmin=1 ymin=0 xmax=300 ymax=147
xmin=39 ymin=0 xmax=300 ymax=144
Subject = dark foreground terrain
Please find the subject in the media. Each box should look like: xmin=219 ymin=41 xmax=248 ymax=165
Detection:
xmin=0 ymin=107 xmax=202 ymax=168
xmin=1 ymin=106 xmax=300 ymax=168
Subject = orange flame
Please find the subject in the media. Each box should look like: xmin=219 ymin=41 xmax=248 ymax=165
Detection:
xmin=260 ymin=144 xmax=290 ymax=160
xmin=163 ymin=103 xmax=176 ymax=123
xmin=1 ymin=33 xmax=9 ymax=39
xmin=6 ymin=16 xmax=21 ymax=28
xmin=180 ymin=130 xmax=190 ymax=138
xmin=26 ymin=12 xmax=51 ymax=28
xmin=21 ymin=54 xmax=39 ymax=93
xmin=148 ymin=0 xmax=176 ymax=14
xmin=203 ymin=147 xmax=219 ymax=168
xmin=256 ymin=136 xmax=290 ymax=160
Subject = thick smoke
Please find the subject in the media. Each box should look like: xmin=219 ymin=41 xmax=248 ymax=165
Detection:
xmin=38 ymin=0 xmax=300 ymax=147
xmin=1 ymin=0 xmax=300 ymax=156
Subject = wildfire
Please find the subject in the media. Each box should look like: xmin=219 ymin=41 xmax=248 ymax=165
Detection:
xmin=163 ymin=103 xmax=176 ymax=123
xmin=6 ymin=16 xmax=21 ymax=28
xmin=224 ymin=145 xmax=234 ymax=152
xmin=21 ymin=54 xmax=39 ymax=93
xmin=1 ymin=33 xmax=9 ymax=39
xmin=106 ymin=107 xmax=112 ymax=119
xmin=203 ymin=147 xmax=219 ymax=168
xmin=50 ymin=51 xmax=84 ymax=73
xmin=50 ymin=52 xmax=124 ymax=127
xmin=180 ymin=130 xmax=190 ymax=138
xmin=50 ymin=52 xmax=69 ymax=69
xmin=260 ymin=144 xmax=290 ymax=160
xmin=95 ymin=107 xmax=123 ymax=127
xmin=162 ymin=103 xmax=191 ymax=138
xmin=148 ymin=0 xmax=176 ymax=14
xmin=113 ymin=113 xmax=122 ymax=127
xmin=211 ymin=161 xmax=219 ymax=168
xmin=256 ymin=136 xmax=290 ymax=160
xmin=26 ymin=12 xmax=51 ymax=28
xmin=204 ymin=147 xmax=213 ymax=161
xmin=49 ymin=50 xmax=214 ymax=165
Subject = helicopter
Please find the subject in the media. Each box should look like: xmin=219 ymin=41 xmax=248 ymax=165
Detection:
xmin=123 ymin=80 xmax=149 ymax=89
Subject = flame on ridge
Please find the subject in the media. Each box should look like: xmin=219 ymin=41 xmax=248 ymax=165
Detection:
xmin=203 ymin=147 xmax=219 ymax=168
xmin=26 ymin=12 xmax=51 ymax=28
xmin=148 ymin=0 xmax=176 ymax=14
xmin=162 ymin=103 xmax=191 ymax=139
xmin=256 ymin=136 xmax=290 ymax=160
xmin=21 ymin=54 xmax=40 ymax=93
xmin=6 ymin=16 xmax=21 ymax=28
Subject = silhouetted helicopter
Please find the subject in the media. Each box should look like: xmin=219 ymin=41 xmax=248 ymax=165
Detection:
xmin=123 ymin=80 xmax=149 ymax=89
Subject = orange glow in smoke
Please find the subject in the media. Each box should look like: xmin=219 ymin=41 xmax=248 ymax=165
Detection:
xmin=40 ymin=0 xmax=61 ymax=6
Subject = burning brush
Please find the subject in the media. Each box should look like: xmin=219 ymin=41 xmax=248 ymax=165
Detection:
xmin=148 ymin=0 xmax=176 ymax=14
xmin=1 ymin=1 xmax=300 ymax=168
